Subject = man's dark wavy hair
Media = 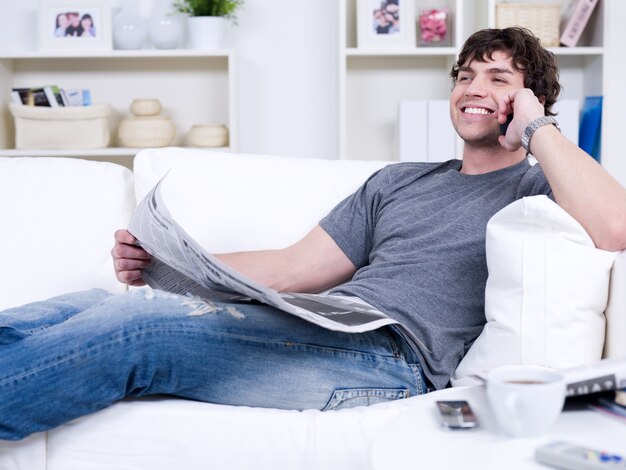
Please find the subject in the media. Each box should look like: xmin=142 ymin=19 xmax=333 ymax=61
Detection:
xmin=450 ymin=27 xmax=561 ymax=116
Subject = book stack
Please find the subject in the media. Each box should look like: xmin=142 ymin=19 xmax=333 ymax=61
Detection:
xmin=560 ymin=0 xmax=599 ymax=47
xmin=588 ymin=389 xmax=626 ymax=425
xmin=11 ymin=86 xmax=92 ymax=107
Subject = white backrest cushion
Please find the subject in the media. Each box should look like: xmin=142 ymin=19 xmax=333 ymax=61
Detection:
xmin=605 ymin=250 xmax=626 ymax=358
xmin=453 ymin=195 xmax=618 ymax=385
xmin=133 ymin=148 xmax=389 ymax=252
xmin=0 ymin=157 xmax=134 ymax=310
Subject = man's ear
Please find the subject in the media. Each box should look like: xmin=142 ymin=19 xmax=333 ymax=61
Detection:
xmin=538 ymin=95 xmax=546 ymax=106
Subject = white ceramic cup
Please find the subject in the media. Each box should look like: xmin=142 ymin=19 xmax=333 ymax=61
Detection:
xmin=486 ymin=365 xmax=566 ymax=437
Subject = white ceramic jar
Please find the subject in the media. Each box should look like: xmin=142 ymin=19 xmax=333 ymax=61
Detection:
xmin=186 ymin=124 xmax=229 ymax=147
xmin=117 ymin=99 xmax=175 ymax=148
xmin=112 ymin=0 xmax=147 ymax=50
xmin=149 ymin=0 xmax=185 ymax=49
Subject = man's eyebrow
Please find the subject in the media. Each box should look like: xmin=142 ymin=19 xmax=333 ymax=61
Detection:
xmin=458 ymin=65 xmax=514 ymax=75
xmin=486 ymin=67 xmax=515 ymax=75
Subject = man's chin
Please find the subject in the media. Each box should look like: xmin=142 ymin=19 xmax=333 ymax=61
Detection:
xmin=459 ymin=134 xmax=502 ymax=148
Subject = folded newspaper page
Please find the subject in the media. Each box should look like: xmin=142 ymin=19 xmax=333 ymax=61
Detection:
xmin=127 ymin=178 xmax=399 ymax=334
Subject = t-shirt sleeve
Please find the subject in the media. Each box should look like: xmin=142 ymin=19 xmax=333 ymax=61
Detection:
xmin=319 ymin=167 xmax=389 ymax=269
xmin=517 ymin=162 xmax=554 ymax=200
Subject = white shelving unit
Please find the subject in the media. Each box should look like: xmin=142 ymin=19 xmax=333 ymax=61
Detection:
xmin=0 ymin=48 xmax=237 ymax=167
xmin=338 ymin=0 xmax=625 ymax=187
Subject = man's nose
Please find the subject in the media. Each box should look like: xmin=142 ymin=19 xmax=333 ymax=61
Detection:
xmin=464 ymin=76 xmax=488 ymax=97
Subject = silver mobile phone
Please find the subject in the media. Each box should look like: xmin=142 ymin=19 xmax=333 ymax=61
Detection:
xmin=436 ymin=400 xmax=478 ymax=430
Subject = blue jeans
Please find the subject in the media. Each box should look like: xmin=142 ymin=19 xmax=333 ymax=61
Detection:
xmin=0 ymin=289 xmax=429 ymax=440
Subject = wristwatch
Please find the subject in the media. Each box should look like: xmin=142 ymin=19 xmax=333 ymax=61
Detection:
xmin=521 ymin=116 xmax=560 ymax=153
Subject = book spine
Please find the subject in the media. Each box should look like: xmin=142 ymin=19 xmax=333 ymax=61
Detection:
xmin=11 ymin=90 xmax=23 ymax=105
xmin=578 ymin=95 xmax=603 ymax=162
xmin=560 ymin=0 xmax=599 ymax=47
xmin=43 ymin=86 xmax=59 ymax=108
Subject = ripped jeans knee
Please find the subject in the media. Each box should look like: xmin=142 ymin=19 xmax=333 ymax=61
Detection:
xmin=130 ymin=288 xmax=246 ymax=320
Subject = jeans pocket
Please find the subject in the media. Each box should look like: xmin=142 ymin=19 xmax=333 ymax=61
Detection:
xmin=322 ymin=387 xmax=409 ymax=411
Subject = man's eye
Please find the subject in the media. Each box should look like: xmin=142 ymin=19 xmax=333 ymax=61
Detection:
xmin=458 ymin=76 xmax=472 ymax=82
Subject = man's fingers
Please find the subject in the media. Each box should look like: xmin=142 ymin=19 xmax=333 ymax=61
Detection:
xmin=112 ymin=241 xmax=152 ymax=261
xmin=114 ymin=229 xmax=136 ymax=244
xmin=114 ymin=257 xmax=152 ymax=272
xmin=115 ymin=268 xmax=146 ymax=285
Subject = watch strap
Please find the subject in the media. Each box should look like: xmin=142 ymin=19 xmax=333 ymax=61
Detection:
xmin=521 ymin=116 xmax=560 ymax=152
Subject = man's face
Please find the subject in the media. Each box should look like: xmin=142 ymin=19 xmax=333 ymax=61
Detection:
xmin=449 ymin=50 xmax=525 ymax=146
xmin=68 ymin=13 xmax=80 ymax=27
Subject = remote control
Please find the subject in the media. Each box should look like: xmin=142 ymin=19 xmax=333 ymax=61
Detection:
xmin=535 ymin=441 xmax=626 ymax=469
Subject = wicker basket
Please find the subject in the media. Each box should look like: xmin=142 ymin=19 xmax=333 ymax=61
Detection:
xmin=9 ymin=103 xmax=111 ymax=150
xmin=496 ymin=3 xmax=561 ymax=47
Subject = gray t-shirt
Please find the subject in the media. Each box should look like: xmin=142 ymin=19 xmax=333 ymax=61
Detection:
xmin=319 ymin=158 xmax=552 ymax=390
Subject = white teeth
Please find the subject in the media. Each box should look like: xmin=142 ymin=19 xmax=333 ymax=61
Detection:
xmin=464 ymin=107 xmax=491 ymax=115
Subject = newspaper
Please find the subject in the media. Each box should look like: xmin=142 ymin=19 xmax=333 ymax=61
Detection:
xmin=127 ymin=178 xmax=401 ymax=335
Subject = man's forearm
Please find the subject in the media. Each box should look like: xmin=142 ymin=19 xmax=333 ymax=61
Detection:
xmin=215 ymin=225 xmax=357 ymax=294
xmin=530 ymin=125 xmax=626 ymax=251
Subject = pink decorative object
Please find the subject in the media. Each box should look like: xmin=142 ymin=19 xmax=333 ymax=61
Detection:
xmin=419 ymin=8 xmax=449 ymax=46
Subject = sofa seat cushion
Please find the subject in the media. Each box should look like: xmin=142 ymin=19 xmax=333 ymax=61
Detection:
xmin=453 ymin=196 xmax=618 ymax=384
xmin=1 ymin=393 xmax=439 ymax=470
xmin=0 ymin=158 xmax=134 ymax=310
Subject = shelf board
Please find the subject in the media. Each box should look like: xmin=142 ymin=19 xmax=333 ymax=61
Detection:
xmin=0 ymin=49 xmax=234 ymax=60
xmin=549 ymin=47 xmax=604 ymax=56
xmin=0 ymin=146 xmax=231 ymax=158
xmin=345 ymin=47 xmax=457 ymax=57
xmin=344 ymin=46 xmax=603 ymax=58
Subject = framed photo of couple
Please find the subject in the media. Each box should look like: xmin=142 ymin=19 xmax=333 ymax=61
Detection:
xmin=357 ymin=0 xmax=416 ymax=49
xmin=38 ymin=0 xmax=112 ymax=51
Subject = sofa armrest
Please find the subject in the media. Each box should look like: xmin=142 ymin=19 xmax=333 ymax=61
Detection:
xmin=604 ymin=250 xmax=626 ymax=358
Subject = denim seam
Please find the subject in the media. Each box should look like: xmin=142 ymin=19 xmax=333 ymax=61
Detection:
xmin=408 ymin=363 xmax=427 ymax=395
xmin=379 ymin=328 xmax=402 ymax=358
xmin=0 ymin=326 xmax=400 ymax=387
xmin=0 ymin=326 xmax=216 ymax=387
xmin=322 ymin=387 xmax=410 ymax=411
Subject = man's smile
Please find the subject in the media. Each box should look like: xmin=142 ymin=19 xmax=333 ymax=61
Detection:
xmin=461 ymin=106 xmax=495 ymax=116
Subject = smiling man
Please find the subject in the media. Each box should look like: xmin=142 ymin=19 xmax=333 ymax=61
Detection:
xmin=2 ymin=28 xmax=626 ymax=441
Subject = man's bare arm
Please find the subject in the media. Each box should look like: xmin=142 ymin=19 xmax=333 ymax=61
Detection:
xmin=498 ymin=89 xmax=626 ymax=252
xmin=112 ymin=225 xmax=357 ymax=293
xmin=216 ymin=225 xmax=357 ymax=293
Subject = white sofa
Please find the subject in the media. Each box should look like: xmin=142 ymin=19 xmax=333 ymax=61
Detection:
xmin=0 ymin=149 xmax=624 ymax=470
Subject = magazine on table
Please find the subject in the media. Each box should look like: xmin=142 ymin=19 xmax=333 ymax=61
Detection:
xmin=127 ymin=177 xmax=414 ymax=337
xmin=562 ymin=357 xmax=626 ymax=397
xmin=586 ymin=388 xmax=626 ymax=425
xmin=472 ymin=357 xmax=626 ymax=398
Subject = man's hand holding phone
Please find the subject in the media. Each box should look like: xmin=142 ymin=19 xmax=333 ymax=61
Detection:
xmin=496 ymin=88 xmax=546 ymax=151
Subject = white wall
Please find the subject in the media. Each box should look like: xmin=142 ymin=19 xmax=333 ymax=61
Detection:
xmin=0 ymin=0 xmax=339 ymax=160
xmin=230 ymin=1 xmax=338 ymax=159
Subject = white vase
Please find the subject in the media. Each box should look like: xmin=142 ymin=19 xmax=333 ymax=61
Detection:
xmin=187 ymin=16 xmax=228 ymax=50
xmin=186 ymin=124 xmax=229 ymax=147
xmin=112 ymin=0 xmax=147 ymax=50
xmin=149 ymin=0 xmax=185 ymax=49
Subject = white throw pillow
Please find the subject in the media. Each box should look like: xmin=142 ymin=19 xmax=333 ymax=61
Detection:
xmin=453 ymin=196 xmax=617 ymax=385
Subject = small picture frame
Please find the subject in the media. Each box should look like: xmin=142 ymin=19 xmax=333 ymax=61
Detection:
xmin=38 ymin=0 xmax=112 ymax=51
xmin=357 ymin=0 xmax=416 ymax=49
